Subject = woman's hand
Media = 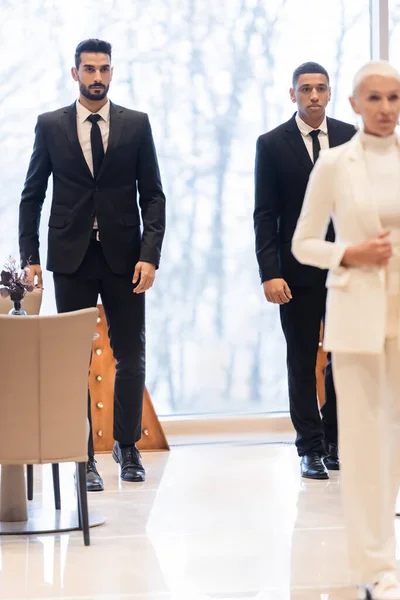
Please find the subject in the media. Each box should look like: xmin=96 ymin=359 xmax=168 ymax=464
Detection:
xmin=342 ymin=231 xmax=393 ymax=267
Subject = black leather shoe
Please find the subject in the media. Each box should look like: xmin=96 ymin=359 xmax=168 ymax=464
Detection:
xmin=300 ymin=453 xmax=329 ymax=480
xmin=112 ymin=442 xmax=146 ymax=482
xmin=324 ymin=443 xmax=340 ymax=471
xmin=86 ymin=459 xmax=104 ymax=492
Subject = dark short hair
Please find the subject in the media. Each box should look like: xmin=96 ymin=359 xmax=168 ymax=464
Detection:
xmin=75 ymin=39 xmax=112 ymax=68
xmin=292 ymin=62 xmax=329 ymax=87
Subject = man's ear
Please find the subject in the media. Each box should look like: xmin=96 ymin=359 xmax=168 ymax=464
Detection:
xmin=71 ymin=67 xmax=79 ymax=82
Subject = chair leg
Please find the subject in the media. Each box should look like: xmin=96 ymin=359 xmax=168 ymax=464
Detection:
xmin=75 ymin=464 xmax=82 ymax=530
xmin=52 ymin=464 xmax=61 ymax=510
xmin=77 ymin=462 xmax=90 ymax=546
xmin=26 ymin=465 xmax=33 ymax=501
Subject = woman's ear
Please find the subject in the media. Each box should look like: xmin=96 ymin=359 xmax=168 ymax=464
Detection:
xmin=349 ymin=95 xmax=360 ymax=115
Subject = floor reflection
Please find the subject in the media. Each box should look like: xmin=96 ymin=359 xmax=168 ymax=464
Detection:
xmin=0 ymin=444 xmax=369 ymax=599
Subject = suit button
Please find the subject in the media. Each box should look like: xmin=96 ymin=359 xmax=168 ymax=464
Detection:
xmin=95 ymin=186 xmax=99 ymax=191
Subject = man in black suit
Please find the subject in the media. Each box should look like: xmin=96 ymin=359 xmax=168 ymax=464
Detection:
xmin=19 ymin=39 xmax=166 ymax=491
xmin=254 ymin=62 xmax=355 ymax=480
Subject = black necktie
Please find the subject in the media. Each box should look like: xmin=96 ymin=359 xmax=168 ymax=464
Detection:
xmin=309 ymin=129 xmax=321 ymax=164
xmin=87 ymin=114 xmax=104 ymax=179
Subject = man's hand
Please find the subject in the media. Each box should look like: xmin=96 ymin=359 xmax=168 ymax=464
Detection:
xmin=132 ymin=261 xmax=156 ymax=294
xmin=25 ymin=264 xmax=43 ymax=289
xmin=263 ymin=278 xmax=292 ymax=304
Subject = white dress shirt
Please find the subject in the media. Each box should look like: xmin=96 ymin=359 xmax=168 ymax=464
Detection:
xmin=295 ymin=113 xmax=329 ymax=162
xmin=76 ymin=99 xmax=110 ymax=228
xmin=76 ymin=99 xmax=110 ymax=175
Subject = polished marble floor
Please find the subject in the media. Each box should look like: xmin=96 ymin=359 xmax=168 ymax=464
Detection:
xmin=0 ymin=441 xmax=398 ymax=600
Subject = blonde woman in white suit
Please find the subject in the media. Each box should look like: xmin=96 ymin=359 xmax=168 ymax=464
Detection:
xmin=292 ymin=61 xmax=400 ymax=600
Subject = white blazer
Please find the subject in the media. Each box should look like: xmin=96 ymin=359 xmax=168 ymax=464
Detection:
xmin=292 ymin=131 xmax=399 ymax=354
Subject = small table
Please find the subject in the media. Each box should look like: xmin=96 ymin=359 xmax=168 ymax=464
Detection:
xmin=0 ymin=464 xmax=104 ymax=534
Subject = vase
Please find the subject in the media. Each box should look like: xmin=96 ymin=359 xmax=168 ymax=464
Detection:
xmin=8 ymin=301 xmax=27 ymax=316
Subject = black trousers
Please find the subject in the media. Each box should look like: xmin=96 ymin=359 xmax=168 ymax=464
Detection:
xmin=279 ymin=284 xmax=337 ymax=456
xmin=53 ymin=238 xmax=145 ymax=460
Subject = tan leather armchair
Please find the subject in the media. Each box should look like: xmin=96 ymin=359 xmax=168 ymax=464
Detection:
xmin=0 ymin=289 xmax=54 ymax=504
xmin=0 ymin=308 xmax=98 ymax=545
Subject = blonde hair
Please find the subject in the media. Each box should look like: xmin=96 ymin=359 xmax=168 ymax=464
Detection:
xmin=352 ymin=61 xmax=400 ymax=94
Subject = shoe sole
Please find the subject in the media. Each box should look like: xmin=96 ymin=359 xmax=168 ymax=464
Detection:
xmin=112 ymin=448 xmax=145 ymax=482
xmin=120 ymin=474 xmax=146 ymax=482
xmin=87 ymin=483 xmax=104 ymax=492
xmin=74 ymin=470 xmax=104 ymax=492
xmin=301 ymin=472 xmax=329 ymax=480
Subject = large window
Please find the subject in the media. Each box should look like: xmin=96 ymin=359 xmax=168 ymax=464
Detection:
xmin=0 ymin=0 xmax=370 ymax=416
xmin=390 ymin=1 xmax=400 ymax=62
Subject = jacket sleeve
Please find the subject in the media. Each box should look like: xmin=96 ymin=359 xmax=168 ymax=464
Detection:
xmin=253 ymin=135 xmax=282 ymax=282
xmin=19 ymin=117 xmax=52 ymax=267
xmin=137 ymin=114 xmax=166 ymax=268
xmin=291 ymin=152 xmax=349 ymax=270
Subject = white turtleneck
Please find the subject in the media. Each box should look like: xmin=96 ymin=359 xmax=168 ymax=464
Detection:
xmin=361 ymin=131 xmax=400 ymax=229
xmin=360 ymin=131 xmax=400 ymax=336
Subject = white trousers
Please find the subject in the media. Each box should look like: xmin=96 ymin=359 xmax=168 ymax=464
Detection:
xmin=333 ymin=338 xmax=400 ymax=584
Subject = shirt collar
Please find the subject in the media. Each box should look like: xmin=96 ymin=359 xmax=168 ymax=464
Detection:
xmin=295 ymin=112 xmax=328 ymax=137
xmin=76 ymin=99 xmax=110 ymax=124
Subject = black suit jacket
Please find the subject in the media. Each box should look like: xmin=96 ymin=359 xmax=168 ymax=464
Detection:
xmin=254 ymin=114 xmax=355 ymax=287
xmin=19 ymin=101 xmax=166 ymax=275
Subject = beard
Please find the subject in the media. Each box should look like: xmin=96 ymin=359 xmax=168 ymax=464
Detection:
xmin=79 ymin=82 xmax=109 ymax=101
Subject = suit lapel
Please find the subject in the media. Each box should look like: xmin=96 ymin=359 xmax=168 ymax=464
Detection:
xmin=283 ymin=115 xmax=313 ymax=175
xmin=97 ymin=102 xmax=124 ymax=180
xmin=346 ymin=132 xmax=383 ymax=236
xmin=61 ymin=102 xmax=93 ymax=180
xmin=327 ymin=117 xmax=347 ymax=148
